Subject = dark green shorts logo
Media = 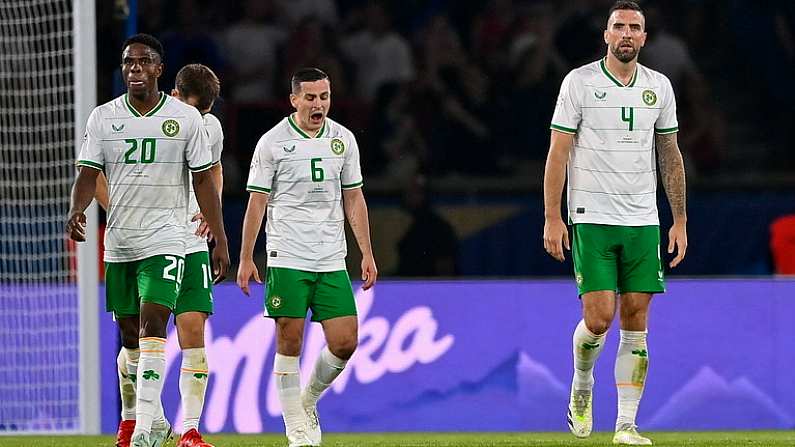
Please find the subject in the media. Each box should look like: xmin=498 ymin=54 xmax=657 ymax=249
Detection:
xmin=642 ymin=89 xmax=657 ymax=106
xmin=162 ymin=119 xmax=180 ymax=137
xmin=330 ymin=138 xmax=345 ymax=155
xmin=270 ymin=295 xmax=283 ymax=309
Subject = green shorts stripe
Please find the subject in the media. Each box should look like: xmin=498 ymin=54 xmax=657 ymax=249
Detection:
xmin=174 ymin=251 xmax=214 ymax=315
xmin=572 ymin=224 xmax=665 ymax=295
xmin=105 ymin=254 xmax=184 ymax=317
xmin=265 ymin=267 xmax=356 ymax=322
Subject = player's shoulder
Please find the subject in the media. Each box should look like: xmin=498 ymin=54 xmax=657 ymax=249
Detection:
xmin=636 ymin=63 xmax=673 ymax=89
xmin=254 ymin=116 xmax=291 ymax=150
xmin=203 ymin=112 xmax=224 ymax=136
xmin=161 ymin=94 xmax=203 ymax=119
xmin=323 ymin=117 xmax=356 ymax=141
xmin=565 ymin=60 xmax=604 ymax=83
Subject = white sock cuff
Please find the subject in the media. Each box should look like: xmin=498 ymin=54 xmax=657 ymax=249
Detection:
xmin=181 ymin=347 xmax=206 ymax=367
xmin=578 ymin=319 xmax=607 ymax=341
xmin=619 ymin=329 xmax=647 ymax=343
xmin=274 ymin=353 xmax=300 ymax=374
xmin=139 ymin=338 xmax=166 ymax=359
xmin=321 ymin=346 xmax=347 ymax=369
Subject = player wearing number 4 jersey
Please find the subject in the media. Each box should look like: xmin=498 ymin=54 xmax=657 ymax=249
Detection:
xmin=66 ymin=34 xmax=229 ymax=447
xmin=542 ymin=2 xmax=687 ymax=445
xmin=238 ymin=67 xmax=377 ymax=447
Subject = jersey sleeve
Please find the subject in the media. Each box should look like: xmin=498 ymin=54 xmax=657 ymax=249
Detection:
xmin=655 ymin=75 xmax=679 ymax=134
xmin=185 ymin=109 xmax=212 ymax=172
xmin=550 ymin=72 xmax=582 ymax=134
xmin=206 ymin=114 xmax=224 ymax=165
xmin=75 ymin=109 xmax=104 ymax=171
xmin=246 ymin=135 xmax=274 ymax=194
xmin=340 ymin=132 xmax=363 ymax=190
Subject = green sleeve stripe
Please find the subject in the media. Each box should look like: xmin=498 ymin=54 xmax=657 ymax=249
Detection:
xmin=189 ymin=161 xmax=213 ymax=172
xmin=342 ymin=181 xmax=363 ymax=189
xmin=550 ymin=124 xmax=577 ymax=134
xmin=247 ymin=185 xmax=271 ymax=193
xmin=655 ymin=126 xmax=679 ymax=134
xmin=76 ymin=160 xmax=103 ymax=170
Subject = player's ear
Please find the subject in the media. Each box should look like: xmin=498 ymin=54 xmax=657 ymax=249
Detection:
xmin=604 ymin=29 xmax=609 ymax=45
xmin=289 ymin=93 xmax=298 ymax=109
xmin=170 ymin=89 xmax=179 ymax=98
xmin=156 ymin=62 xmax=164 ymax=78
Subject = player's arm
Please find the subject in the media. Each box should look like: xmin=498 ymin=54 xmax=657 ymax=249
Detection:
xmin=66 ymin=167 xmax=100 ymax=242
xmin=94 ymin=171 xmax=109 ymax=211
xmin=193 ymin=162 xmax=223 ymax=239
xmin=192 ymin=169 xmax=229 ymax=281
xmin=237 ymin=191 xmax=268 ymax=296
xmin=543 ymin=130 xmax=574 ymax=262
xmin=656 ymin=131 xmax=688 ymax=268
xmin=343 ymin=187 xmax=378 ymax=290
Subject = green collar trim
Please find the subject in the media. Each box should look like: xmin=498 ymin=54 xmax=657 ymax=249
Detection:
xmin=288 ymin=114 xmax=326 ymax=138
xmin=124 ymin=92 xmax=166 ymax=117
xmin=600 ymin=58 xmax=637 ymax=88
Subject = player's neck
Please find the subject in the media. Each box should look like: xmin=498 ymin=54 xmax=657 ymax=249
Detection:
xmin=127 ymin=90 xmax=162 ymax=116
xmin=604 ymin=54 xmax=637 ymax=86
xmin=291 ymin=113 xmax=324 ymax=138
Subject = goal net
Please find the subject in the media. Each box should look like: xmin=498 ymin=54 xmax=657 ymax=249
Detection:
xmin=0 ymin=0 xmax=83 ymax=432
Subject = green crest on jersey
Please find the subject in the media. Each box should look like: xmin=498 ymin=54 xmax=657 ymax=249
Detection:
xmin=642 ymin=89 xmax=657 ymax=106
xmin=162 ymin=119 xmax=180 ymax=137
xmin=330 ymin=138 xmax=345 ymax=155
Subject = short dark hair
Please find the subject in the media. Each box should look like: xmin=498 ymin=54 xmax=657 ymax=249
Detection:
xmin=175 ymin=64 xmax=221 ymax=111
xmin=122 ymin=33 xmax=164 ymax=60
xmin=290 ymin=67 xmax=329 ymax=93
xmin=608 ymin=0 xmax=644 ymax=18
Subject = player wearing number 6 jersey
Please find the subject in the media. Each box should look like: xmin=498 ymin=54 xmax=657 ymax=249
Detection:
xmin=66 ymin=34 xmax=229 ymax=447
xmin=237 ymin=67 xmax=377 ymax=447
xmin=542 ymin=2 xmax=687 ymax=445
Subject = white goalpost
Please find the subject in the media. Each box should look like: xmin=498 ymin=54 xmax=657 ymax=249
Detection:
xmin=0 ymin=0 xmax=99 ymax=434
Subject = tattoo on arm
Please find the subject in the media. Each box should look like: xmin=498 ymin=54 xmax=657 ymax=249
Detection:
xmin=656 ymin=133 xmax=687 ymax=219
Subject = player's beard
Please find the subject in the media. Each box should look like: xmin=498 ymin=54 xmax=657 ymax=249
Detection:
xmin=611 ymin=41 xmax=638 ymax=63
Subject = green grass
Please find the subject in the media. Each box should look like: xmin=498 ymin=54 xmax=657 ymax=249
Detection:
xmin=0 ymin=432 xmax=794 ymax=447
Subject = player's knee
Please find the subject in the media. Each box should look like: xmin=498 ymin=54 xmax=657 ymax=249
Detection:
xmin=584 ymin=315 xmax=612 ymax=335
xmin=328 ymin=337 xmax=357 ymax=360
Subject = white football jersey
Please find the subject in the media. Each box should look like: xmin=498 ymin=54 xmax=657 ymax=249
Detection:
xmin=247 ymin=115 xmax=363 ymax=272
xmin=186 ymin=113 xmax=224 ymax=255
xmin=551 ymin=58 xmax=678 ymax=226
xmin=77 ymin=93 xmax=211 ymax=262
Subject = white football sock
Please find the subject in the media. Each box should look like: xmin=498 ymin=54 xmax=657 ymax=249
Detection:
xmin=572 ymin=319 xmax=607 ymax=391
xmin=180 ymin=347 xmax=209 ymax=433
xmin=303 ymin=346 xmax=347 ymax=406
xmin=132 ymin=337 xmax=167 ymax=438
xmin=615 ymin=330 xmax=649 ymax=430
xmin=117 ymin=347 xmax=139 ymax=421
xmin=274 ymin=353 xmax=306 ymax=440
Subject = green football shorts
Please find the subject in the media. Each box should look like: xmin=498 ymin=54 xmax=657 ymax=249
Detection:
xmin=174 ymin=251 xmax=214 ymax=316
xmin=265 ymin=267 xmax=357 ymax=322
xmin=572 ymin=224 xmax=665 ymax=295
xmin=105 ymin=254 xmax=184 ymax=318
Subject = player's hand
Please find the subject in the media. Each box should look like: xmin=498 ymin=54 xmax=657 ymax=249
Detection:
xmin=360 ymin=254 xmax=378 ymax=290
xmin=543 ymin=216 xmax=570 ymax=262
xmin=236 ymin=258 xmax=262 ymax=296
xmin=66 ymin=211 xmax=87 ymax=242
xmin=210 ymin=239 xmax=230 ymax=284
xmin=668 ymin=220 xmax=687 ymax=268
xmin=191 ymin=212 xmax=214 ymax=242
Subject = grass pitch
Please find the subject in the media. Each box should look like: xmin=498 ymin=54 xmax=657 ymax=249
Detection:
xmin=0 ymin=432 xmax=792 ymax=446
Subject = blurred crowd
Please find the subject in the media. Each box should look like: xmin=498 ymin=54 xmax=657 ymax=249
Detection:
xmin=96 ymin=0 xmax=795 ymax=191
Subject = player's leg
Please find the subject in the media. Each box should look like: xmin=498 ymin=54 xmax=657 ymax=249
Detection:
xmin=266 ymin=267 xmax=314 ymax=446
xmin=130 ymin=255 xmax=181 ymax=447
xmin=174 ymin=251 xmax=215 ymax=447
xmin=105 ymin=262 xmax=142 ymax=447
xmin=569 ymin=224 xmax=620 ymax=438
xmin=612 ymin=226 xmax=663 ymax=445
xmin=302 ymin=270 xmax=359 ymax=446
